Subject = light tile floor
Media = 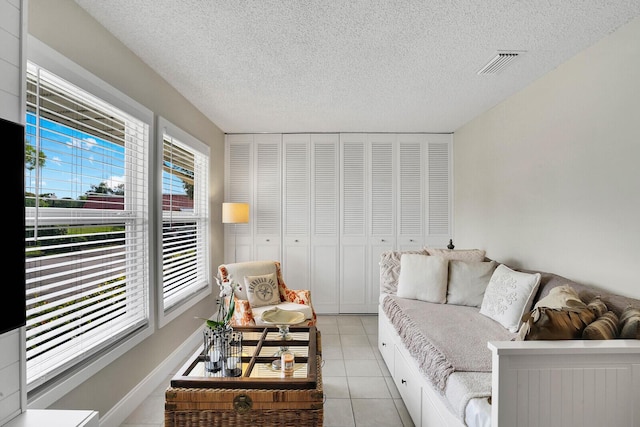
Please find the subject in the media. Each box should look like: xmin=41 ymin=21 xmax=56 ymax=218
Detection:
xmin=120 ymin=314 xmax=414 ymax=427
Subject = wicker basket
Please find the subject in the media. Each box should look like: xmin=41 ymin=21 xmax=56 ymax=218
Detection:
xmin=165 ymin=332 xmax=324 ymax=427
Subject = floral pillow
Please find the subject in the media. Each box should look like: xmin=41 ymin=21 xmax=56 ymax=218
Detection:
xmin=245 ymin=272 xmax=280 ymax=308
xmin=479 ymin=264 xmax=541 ymax=332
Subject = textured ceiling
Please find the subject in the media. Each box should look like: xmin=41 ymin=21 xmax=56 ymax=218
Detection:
xmin=74 ymin=1 xmax=640 ymax=134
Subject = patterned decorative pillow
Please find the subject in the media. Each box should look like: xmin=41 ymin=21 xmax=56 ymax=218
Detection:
xmin=619 ymin=306 xmax=640 ymax=339
xmin=532 ymin=285 xmax=585 ymax=311
xmin=425 ymin=247 xmax=486 ymax=262
xmin=379 ymin=249 xmax=428 ymax=295
xmin=516 ymin=285 xmax=595 ymax=341
xmin=582 ymin=311 xmax=619 ymax=339
xmin=244 ymin=272 xmax=280 ymax=308
xmin=479 ymin=264 xmax=542 ymax=332
xmin=586 ymin=296 xmax=608 ymax=318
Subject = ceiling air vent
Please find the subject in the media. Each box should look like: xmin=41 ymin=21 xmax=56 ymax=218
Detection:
xmin=477 ymin=51 xmax=524 ymax=75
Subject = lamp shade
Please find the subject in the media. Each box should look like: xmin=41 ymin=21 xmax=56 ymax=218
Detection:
xmin=222 ymin=202 xmax=249 ymax=224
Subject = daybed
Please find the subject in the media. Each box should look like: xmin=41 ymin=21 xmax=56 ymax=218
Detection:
xmin=377 ymin=248 xmax=640 ymax=427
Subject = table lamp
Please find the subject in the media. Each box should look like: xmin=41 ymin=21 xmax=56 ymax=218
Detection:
xmin=222 ymin=202 xmax=249 ymax=262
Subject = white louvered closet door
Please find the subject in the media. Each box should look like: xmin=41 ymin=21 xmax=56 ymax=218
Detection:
xmin=225 ymin=135 xmax=253 ymax=263
xmin=369 ymin=134 xmax=396 ymax=310
xmin=253 ymin=134 xmax=282 ymax=261
xmin=282 ymin=134 xmax=310 ymax=289
xmin=340 ymin=134 xmax=370 ymax=312
xmin=224 ymin=133 xmax=452 ymax=313
xmin=427 ymin=136 xmax=452 ymax=248
xmin=310 ymin=134 xmax=340 ymax=313
xmin=398 ymin=134 xmax=425 ymax=250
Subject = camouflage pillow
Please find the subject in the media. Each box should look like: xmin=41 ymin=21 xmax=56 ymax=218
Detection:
xmin=519 ymin=306 xmax=595 ymax=341
xmin=586 ymin=296 xmax=608 ymax=318
xmin=517 ymin=285 xmax=595 ymax=340
xmin=582 ymin=311 xmax=619 ymax=340
xmin=619 ymin=306 xmax=640 ymax=339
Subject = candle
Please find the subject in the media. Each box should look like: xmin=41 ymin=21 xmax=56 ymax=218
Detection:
xmin=226 ymin=356 xmax=240 ymax=369
xmin=205 ymin=349 xmax=223 ymax=372
xmin=281 ymin=351 xmax=294 ymax=376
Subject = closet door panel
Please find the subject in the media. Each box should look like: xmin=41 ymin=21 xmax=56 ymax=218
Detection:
xmin=369 ymin=135 xmax=395 ymax=238
xmin=283 ymin=135 xmax=310 ymax=237
xmin=340 ymin=135 xmax=370 ymax=312
xmin=311 ymin=135 xmax=339 ymax=313
xmin=368 ymin=134 xmax=395 ymax=308
xmin=341 ymin=138 xmax=366 ymax=237
xmin=397 ymin=134 xmax=425 ymax=250
xmin=426 ymin=135 xmax=452 ymax=248
xmin=253 ymin=134 xmax=281 ymax=258
xmin=282 ymin=134 xmax=311 ymax=287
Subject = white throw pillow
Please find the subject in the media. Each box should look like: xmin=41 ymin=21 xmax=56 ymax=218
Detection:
xmin=397 ymin=254 xmax=448 ymax=303
xmin=245 ymin=272 xmax=280 ymax=308
xmin=480 ymin=264 xmax=542 ymax=332
xmin=447 ymin=260 xmax=498 ymax=307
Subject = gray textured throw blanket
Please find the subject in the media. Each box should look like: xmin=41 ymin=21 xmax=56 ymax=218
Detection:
xmin=445 ymin=372 xmax=493 ymax=421
xmin=382 ymin=295 xmax=516 ymax=391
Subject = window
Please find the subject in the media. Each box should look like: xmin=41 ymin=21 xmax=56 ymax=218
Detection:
xmin=159 ymin=117 xmax=210 ymax=324
xmin=24 ymin=61 xmax=150 ymax=390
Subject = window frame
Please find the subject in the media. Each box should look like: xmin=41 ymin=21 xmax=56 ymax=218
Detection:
xmin=26 ymin=36 xmax=156 ymax=408
xmin=156 ymin=116 xmax=211 ymax=328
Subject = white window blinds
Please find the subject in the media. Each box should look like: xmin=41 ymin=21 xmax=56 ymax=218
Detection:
xmin=24 ymin=62 xmax=150 ymax=389
xmin=161 ymin=121 xmax=210 ymax=312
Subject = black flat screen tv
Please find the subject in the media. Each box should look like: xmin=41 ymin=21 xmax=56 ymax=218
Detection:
xmin=1 ymin=117 xmax=26 ymax=334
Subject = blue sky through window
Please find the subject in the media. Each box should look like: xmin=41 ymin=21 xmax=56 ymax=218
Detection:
xmin=25 ymin=113 xmax=186 ymax=201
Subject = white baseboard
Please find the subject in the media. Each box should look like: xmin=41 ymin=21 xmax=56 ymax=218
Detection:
xmin=98 ymin=327 xmax=203 ymax=427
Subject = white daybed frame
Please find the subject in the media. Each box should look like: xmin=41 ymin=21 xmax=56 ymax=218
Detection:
xmin=378 ymin=307 xmax=640 ymax=427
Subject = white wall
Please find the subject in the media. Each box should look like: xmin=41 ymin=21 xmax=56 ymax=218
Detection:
xmin=0 ymin=0 xmax=24 ymax=124
xmin=453 ymin=16 xmax=640 ymax=299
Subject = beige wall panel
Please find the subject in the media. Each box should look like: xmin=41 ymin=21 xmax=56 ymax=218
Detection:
xmin=454 ymin=16 xmax=640 ymax=298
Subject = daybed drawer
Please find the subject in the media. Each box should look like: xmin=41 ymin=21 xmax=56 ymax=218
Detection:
xmin=377 ymin=313 xmax=395 ymax=369
xmin=393 ymin=346 xmax=421 ymax=424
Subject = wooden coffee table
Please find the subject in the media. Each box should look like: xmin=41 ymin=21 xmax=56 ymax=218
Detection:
xmin=165 ymin=326 xmax=323 ymax=427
